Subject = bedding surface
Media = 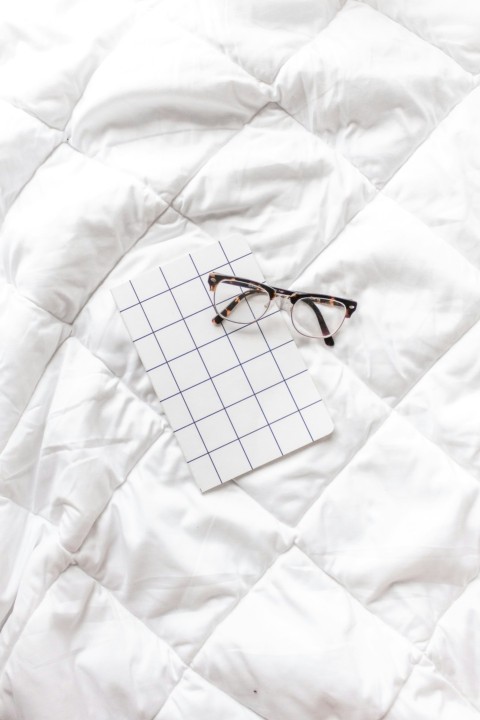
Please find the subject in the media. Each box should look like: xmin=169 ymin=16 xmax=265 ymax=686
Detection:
xmin=1 ymin=1 xmax=480 ymax=718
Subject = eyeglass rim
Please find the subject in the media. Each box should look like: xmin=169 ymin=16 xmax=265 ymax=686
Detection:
xmin=290 ymin=296 xmax=347 ymax=339
xmin=212 ymin=277 xmax=272 ymax=325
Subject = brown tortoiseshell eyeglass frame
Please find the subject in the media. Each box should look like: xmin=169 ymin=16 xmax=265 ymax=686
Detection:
xmin=208 ymin=272 xmax=357 ymax=347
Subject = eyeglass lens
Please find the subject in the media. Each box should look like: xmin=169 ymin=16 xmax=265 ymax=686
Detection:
xmin=291 ymin=297 xmax=347 ymax=338
xmin=214 ymin=279 xmax=271 ymax=324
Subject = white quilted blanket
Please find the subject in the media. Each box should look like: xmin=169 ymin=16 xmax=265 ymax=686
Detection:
xmin=1 ymin=1 xmax=480 ymax=718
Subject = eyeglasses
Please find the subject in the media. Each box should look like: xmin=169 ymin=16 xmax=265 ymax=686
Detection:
xmin=208 ymin=272 xmax=357 ymax=347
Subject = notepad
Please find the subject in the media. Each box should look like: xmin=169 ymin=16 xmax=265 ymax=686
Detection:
xmin=112 ymin=238 xmax=333 ymax=491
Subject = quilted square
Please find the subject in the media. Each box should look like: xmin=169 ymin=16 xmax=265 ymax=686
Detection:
xmin=0 ymin=0 xmax=143 ymax=127
xmin=157 ymin=669 xmax=264 ymax=720
xmin=397 ymin=319 xmax=480 ymax=477
xmin=193 ymin=548 xmax=419 ymax=720
xmin=380 ymin=657 xmax=480 ymax=720
xmin=276 ymin=0 xmax=474 ymax=186
xmin=384 ymin=86 xmax=480 ymax=270
xmin=174 ymin=104 xmax=374 ymax=288
xmin=0 ymin=101 xmax=62 ymax=224
xmin=67 ymin=9 xmax=270 ymax=200
xmin=0 ymin=285 xmax=69 ymax=451
xmin=0 ymin=144 xmax=166 ymax=322
xmin=362 ymin=0 xmax=480 ymax=74
xmin=0 ymin=499 xmax=60 ymax=631
xmin=0 ymin=338 xmax=163 ymax=552
xmin=161 ymin=0 xmax=342 ymax=83
xmin=427 ymin=577 xmax=480 ymax=710
xmin=295 ymin=195 xmax=480 ymax=405
xmin=298 ymin=413 xmax=480 ymax=646
xmin=0 ymin=567 xmax=184 ymax=719
xmin=74 ymin=431 xmax=293 ymax=660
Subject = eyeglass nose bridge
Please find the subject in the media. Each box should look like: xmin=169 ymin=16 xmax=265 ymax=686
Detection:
xmin=273 ymin=294 xmax=289 ymax=311
xmin=270 ymin=287 xmax=291 ymax=301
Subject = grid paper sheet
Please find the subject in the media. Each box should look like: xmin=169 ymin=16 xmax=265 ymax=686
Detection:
xmin=112 ymin=238 xmax=333 ymax=491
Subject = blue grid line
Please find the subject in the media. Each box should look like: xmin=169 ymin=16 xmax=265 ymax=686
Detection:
xmin=129 ymin=279 xmax=222 ymax=484
xmin=133 ymin=304 xmax=280 ymax=345
xmin=159 ymin=266 xmax=253 ymax=476
xmin=187 ymin=399 xmax=323 ymax=464
xmin=218 ymin=243 xmax=315 ymax=444
xmin=120 ymin=252 xmax=252 ymax=312
xmin=173 ymin=368 xmax=309 ymax=432
xmin=156 ymin=337 xmax=294 ymax=401
xmin=148 ymin=334 xmax=293 ymax=378
xmin=189 ymin=252 xmax=284 ymax=460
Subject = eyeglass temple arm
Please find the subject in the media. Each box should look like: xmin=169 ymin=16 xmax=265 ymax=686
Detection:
xmin=211 ymin=289 xmax=259 ymax=325
xmin=303 ymin=298 xmax=334 ymax=347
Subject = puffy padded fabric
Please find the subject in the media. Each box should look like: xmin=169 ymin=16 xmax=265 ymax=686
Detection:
xmin=1 ymin=1 xmax=480 ymax=718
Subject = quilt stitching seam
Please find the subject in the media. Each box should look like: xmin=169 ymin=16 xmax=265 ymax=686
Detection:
xmin=1 ymin=100 xmax=64 ymax=133
xmin=1 ymin=91 xmax=477 ymax=600
xmin=295 ymin=544 xmax=480 ymax=718
xmin=72 ymin=541 xmax=295 ymax=719
xmin=70 ymin=536 xmax=480 ymax=720
xmin=0 ymin=494 xmax=57 ymax=534
xmin=279 ymin=80 xmax=480 ymax=302
xmin=0 ymin=550 xmax=74 ymax=678
xmin=4 ymin=281 xmax=72 ymax=328
xmin=0 ymin=138 xmax=64 ymax=238
xmin=295 ymin=311 xmax=480 ymax=532
xmin=149 ymin=668 xmax=270 ymax=720
xmin=3 ymin=4 xmax=480 ymax=714
xmin=0 ymin=336 xmax=165 ymax=514
xmin=162 ymin=2 xmax=345 ymax=89
xmin=277 ymin=80 xmax=479 ymax=198
xmin=356 ymin=0 xmax=479 ymax=76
